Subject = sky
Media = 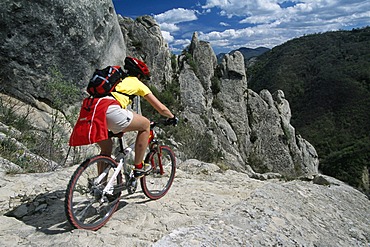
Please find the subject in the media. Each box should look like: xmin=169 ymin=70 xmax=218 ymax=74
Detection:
xmin=112 ymin=0 xmax=370 ymax=54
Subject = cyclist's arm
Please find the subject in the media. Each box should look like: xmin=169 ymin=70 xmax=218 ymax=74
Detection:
xmin=144 ymin=93 xmax=174 ymax=118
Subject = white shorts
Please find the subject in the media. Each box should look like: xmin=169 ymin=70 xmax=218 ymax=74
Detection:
xmin=106 ymin=105 xmax=133 ymax=133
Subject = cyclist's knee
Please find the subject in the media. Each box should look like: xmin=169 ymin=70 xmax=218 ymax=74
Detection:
xmin=131 ymin=114 xmax=150 ymax=131
xmin=142 ymin=117 xmax=150 ymax=131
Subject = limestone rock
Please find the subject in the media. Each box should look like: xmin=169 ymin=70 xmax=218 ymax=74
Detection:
xmin=217 ymin=51 xmax=250 ymax=167
xmin=178 ymin=62 xmax=208 ymax=115
xmin=247 ymin=89 xmax=295 ymax=174
xmin=0 ymin=0 xmax=125 ymax=105
xmin=0 ymin=157 xmax=23 ymax=176
xmin=189 ymin=32 xmax=217 ymax=88
xmin=0 ymin=159 xmax=368 ymax=246
xmin=178 ymin=35 xmax=318 ymax=177
xmin=220 ymin=51 xmax=247 ymax=80
xmin=118 ymin=15 xmax=173 ymax=88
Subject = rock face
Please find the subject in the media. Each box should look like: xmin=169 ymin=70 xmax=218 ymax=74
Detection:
xmin=0 ymin=0 xmax=125 ymax=105
xmin=0 ymin=159 xmax=369 ymax=246
xmin=178 ymin=33 xmax=318 ymax=177
xmin=246 ymin=89 xmax=319 ymax=176
xmin=118 ymin=15 xmax=173 ymax=88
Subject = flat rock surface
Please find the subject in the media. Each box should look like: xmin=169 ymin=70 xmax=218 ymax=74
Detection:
xmin=0 ymin=159 xmax=369 ymax=246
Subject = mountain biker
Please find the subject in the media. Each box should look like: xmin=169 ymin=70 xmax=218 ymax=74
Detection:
xmin=98 ymin=56 xmax=178 ymax=178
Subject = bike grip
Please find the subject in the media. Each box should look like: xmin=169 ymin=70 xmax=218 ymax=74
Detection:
xmin=165 ymin=116 xmax=178 ymax=126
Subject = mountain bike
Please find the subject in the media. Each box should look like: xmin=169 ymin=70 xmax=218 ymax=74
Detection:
xmin=64 ymin=121 xmax=176 ymax=230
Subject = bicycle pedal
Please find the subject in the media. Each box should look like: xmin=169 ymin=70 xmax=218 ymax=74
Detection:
xmin=133 ymin=169 xmax=152 ymax=178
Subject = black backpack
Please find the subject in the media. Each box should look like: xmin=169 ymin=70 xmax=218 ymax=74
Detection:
xmin=87 ymin=66 xmax=127 ymax=97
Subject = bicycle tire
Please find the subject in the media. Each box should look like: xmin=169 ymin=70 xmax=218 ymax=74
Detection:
xmin=141 ymin=145 xmax=176 ymax=200
xmin=65 ymin=155 xmax=122 ymax=230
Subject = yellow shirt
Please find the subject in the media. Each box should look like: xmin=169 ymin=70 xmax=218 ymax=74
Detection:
xmin=111 ymin=76 xmax=152 ymax=108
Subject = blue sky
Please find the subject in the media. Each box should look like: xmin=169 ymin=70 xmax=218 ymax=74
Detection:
xmin=112 ymin=0 xmax=370 ymax=54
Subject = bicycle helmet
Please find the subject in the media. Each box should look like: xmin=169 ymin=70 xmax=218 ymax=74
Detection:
xmin=124 ymin=57 xmax=150 ymax=79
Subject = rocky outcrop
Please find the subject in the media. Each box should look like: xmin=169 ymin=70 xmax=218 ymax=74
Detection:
xmin=178 ymin=33 xmax=318 ymax=177
xmin=189 ymin=32 xmax=218 ymax=88
xmin=0 ymin=159 xmax=369 ymax=246
xmin=0 ymin=0 xmax=125 ymax=105
xmin=217 ymin=52 xmax=250 ymax=167
xmin=247 ymin=89 xmax=319 ymax=176
xmin=118 ymin=15 xmax=173 ymax=88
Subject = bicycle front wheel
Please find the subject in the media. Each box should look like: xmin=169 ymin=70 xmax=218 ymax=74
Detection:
xmin=65 ymin=155 xmax=122 ymax=230
xmin=141 ymin=146 xmax=176 ymax=200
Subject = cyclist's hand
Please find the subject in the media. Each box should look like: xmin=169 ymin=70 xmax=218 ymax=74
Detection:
xmin=165 ymin=116 xmax=179 ymax=126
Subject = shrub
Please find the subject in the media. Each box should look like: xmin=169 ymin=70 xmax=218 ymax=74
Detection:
xmin=141 ymin=80 xmax=182 ymax=120
xmin=0 ymin=68 xmax=80 ymax=173
xmin=210 ymin=76 xmax=221 ymax=95
xmin=212 ymin=96 xmax=223 ymax=112
xmin=165 ymin=121 xmax=222 ymax=163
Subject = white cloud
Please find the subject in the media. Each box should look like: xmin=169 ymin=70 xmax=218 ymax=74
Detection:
xmin=168 ymin=38 xmax=193 ymax=53
xmin=173 ymin=39 xmax=192 ymax=48
xmin=161 ymin=31 xmax=175 ymax=43
xmin=198 ymin=0 xmax=370 ymax=53
xmin=220 ymin=22 xmax=230 ymax=26
xmin=156 ymin=0 xmax=369 ymax=54
xmin=154 ymin=8 xmax=197 ymax=24
xmin=154 ymin=8 xmax=198 ymax=45
xmin=204 ymin=0 xmax=370 ymax=25
xmin=159 ymin=23 xmax=180 ymax=32
xmin=203 ymin=0 xmax=281 ymax=18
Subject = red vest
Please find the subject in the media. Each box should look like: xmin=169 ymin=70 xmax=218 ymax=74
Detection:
xmin=69 ymin=97 xmax=120 ymax=146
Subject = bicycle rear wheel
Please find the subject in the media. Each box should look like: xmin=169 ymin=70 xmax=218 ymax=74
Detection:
xmin=141 ymin=146 xmax=176 ymax=200
xmin=65 ymin=155 xmax=122 ymax=230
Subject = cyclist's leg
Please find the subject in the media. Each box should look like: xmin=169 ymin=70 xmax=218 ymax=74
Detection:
xmin=122 ymin=112 xmax=150 ymax=166
xmin=97 ymin=139 xmax=113 ymax=175
xmin=103 ymin=105 xmax=150 ymax=171
xmin=96 ymin=104 xmax=132 ymax=176
xmin=98 ymin=138 xmax=113 ymax=155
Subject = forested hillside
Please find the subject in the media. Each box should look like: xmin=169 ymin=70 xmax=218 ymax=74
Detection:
xmin=248 ymin=27 xmax=370 ymax=194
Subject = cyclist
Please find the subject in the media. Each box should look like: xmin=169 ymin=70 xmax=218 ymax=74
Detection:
xmin=98 ymin=57 xmax=178 ymax=178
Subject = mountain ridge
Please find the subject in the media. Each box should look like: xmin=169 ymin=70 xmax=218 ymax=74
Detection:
xmin=217 ymin=46 xmax=270 ymax=64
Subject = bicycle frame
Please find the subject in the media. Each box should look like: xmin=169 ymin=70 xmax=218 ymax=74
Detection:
xmin=98 ymin=121 xmax=160 ymax=198
xmin=100 ymin=159 xmax=124 ymax=201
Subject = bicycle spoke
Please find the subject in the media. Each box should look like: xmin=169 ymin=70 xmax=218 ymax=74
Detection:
xmin=74 ymin=200 xmax=95 ymax=221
